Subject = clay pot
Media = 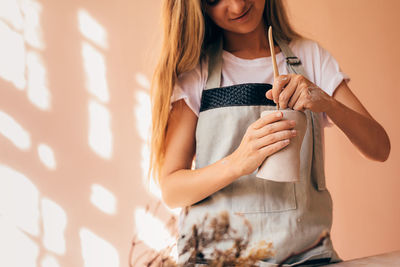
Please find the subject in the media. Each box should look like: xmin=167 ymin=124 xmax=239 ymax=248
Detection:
xmin=256 ymin=109 xmax=307 ymax=182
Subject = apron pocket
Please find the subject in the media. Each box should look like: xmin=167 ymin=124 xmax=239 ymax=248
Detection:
xmin=229 ymin=174 xmax=297 ymax=213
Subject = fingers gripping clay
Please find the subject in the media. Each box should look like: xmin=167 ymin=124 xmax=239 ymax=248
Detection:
xmin=256 ymin=109 xmax=307 ymax=182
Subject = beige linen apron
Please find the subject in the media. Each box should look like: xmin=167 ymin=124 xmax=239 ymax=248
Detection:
xmin=176 ymin=36 xmax=342 ymax=266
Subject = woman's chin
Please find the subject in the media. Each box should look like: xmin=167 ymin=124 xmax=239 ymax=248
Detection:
xmin=225 ymin=24 xmax=261 ymax=35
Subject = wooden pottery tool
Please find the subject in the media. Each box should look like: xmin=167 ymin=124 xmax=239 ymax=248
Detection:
xmin=268 ymin=26 xmax=280 ymax=110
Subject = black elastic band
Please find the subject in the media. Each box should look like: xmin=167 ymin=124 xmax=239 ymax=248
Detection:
xmin=199 ymin=83 xmax=275 ymax=112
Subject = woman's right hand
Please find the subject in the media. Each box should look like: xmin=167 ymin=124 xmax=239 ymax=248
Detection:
xmin=229 ymin=111 xmax=297 ymax=177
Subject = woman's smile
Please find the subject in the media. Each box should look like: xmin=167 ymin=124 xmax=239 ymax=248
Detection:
xmin=230 ymin=5 xmax=252 ymax=23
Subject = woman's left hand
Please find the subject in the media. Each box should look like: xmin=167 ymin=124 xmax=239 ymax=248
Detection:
xmin=265 ymin=74 xmax=332 ymax=113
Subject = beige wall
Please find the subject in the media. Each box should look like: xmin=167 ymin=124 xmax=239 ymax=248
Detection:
xmin=0 ymin=0 xmax=398 ymax=266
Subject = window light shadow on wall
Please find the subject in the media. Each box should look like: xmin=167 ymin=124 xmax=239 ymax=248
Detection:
xmin=133 ymin=73 xmax=182 ymax=216
xmin=0 ymin=165 xmax=67 ymax=267
xmin=0 ymin=1 xmax=67 ymax=266
xmin=37 ymin=143 xmax=57 ymax=170
xmin=41 ymin=198 xmax=67 ymax=255
xmin=0 ymin=110 xmax=31 ymax=150
xmin=0 ymin=0 xmax=50 ymax=110
xmin=133 ymin=73 xmax=160 ymax=197
xmin=88 ymin=99 xmax=112 ymax=159
xmin=27 ymin=50 xmax=50 ymax=110
xmin=41 ymin=255 xmax=61 ymax=267
xmin=78 ymin=8 xmax=113 ymax=160
xmin=0 ymin=165 xmax=40 ymax=236
xmin=0 ymin=1 xmax=176 ymax=267
xmin=1 ymin=2 xmax=120 ymax=267
xmin=0 ymin=19 xmax=26 ymax=89
xmin=78 ymin=8 xmax=121 ymax=267
xmin=80 ymin=228 xmax=120 ymax=267
xmin=90 ymin=184 xmax=117 ymax=215
xmin=0 ymin=217 xmax=39 ymax=267
xmin=78 ymin=9 xmax=108 ymax=50
xmin=132 ymin=73 xmax=181 ymax=263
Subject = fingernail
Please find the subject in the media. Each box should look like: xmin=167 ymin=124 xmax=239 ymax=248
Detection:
xmin=276 ymin=111 xmax=282 ymax=117
xmin=291 ymin=130 xmax=297 ymax=136
xmin=290 ymin=120 xmax=296 ymax=126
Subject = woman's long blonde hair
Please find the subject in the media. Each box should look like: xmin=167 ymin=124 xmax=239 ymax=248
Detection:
xmin=149 ymin=0 xmax=301 ymax=184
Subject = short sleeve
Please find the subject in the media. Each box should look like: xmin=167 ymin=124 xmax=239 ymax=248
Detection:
xmin=170 ymin=59 xmax=206 ymax=117
xmin=315 ymin=42 xmax=350 ymax=128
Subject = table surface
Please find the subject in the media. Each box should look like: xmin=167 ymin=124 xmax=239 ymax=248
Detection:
xmin=328 ymin=250 xmax=400 ymax=266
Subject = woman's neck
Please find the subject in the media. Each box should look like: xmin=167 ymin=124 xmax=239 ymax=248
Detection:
xmin=222 ymin=21 xmax=280 ymax=59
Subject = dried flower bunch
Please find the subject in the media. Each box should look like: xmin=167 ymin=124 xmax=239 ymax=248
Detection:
xmin=129 ymin=204 xmax=330 ymax=267
xmin=130 ymin=206 xmax=275 ymax=267
xmin=179 ymin=210 xmax=275 ymax=266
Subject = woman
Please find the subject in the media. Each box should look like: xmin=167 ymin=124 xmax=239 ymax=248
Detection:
xmin=149 ymin=0 xmax=391 ymax=265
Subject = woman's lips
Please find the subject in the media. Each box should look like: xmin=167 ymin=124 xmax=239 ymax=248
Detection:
xmin=232 ymin=6 xmax=251 ymax=21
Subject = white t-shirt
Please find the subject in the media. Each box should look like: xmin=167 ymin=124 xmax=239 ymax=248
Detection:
xmin=171 ymin=38 xmax=350 ymax=128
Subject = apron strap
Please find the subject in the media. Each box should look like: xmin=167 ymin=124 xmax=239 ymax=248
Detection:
xmin=275 ymin=37 xmax=327 ymax=191
xmin=274 ymin=38 xmax=308 ymax=79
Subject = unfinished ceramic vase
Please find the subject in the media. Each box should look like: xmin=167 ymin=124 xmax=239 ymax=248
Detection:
xmin=256 ymin=109 xmax=307 ymax=182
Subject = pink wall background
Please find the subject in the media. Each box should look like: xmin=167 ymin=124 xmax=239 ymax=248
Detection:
xmin=0 ymin=0 xmax=398 ymax=266
xmin=287 ymin=0 xmax=400 ymax=260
